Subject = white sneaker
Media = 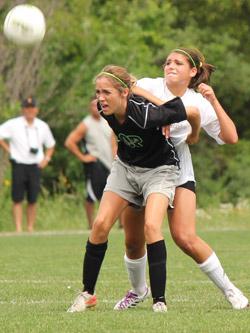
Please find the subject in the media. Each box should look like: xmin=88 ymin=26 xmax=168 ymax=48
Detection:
xmin=114 ymin=287 xmax=150 ymax=310
xmin=152 ymin=301 xmax=167 ymax=312
xmin=225 ymin=287 xmax=249 ymax=310
xmin=67 ymin=291 xmax=97 ymax=313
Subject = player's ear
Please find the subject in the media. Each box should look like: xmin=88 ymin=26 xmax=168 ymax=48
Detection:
xmin=190 ymin=67 xmax=198 ymax=78
xmin=122 ymin=87 xmax=130 ymax=98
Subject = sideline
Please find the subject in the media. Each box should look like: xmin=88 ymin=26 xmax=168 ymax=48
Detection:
xmin=0 ymin=228 xmax=124 ymax=237
xmin=0 ymin=230 xmax=87 ymax=237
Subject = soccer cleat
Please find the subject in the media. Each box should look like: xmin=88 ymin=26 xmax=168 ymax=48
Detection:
xmin=67 ymin=291 xmax=97 ymax=313
xmin=152 ymin=301 xmax=167 ymax=312
xmin=225 ymin=287 xmax=249 ymax=310
xmin=114 ymin=287 xmax=150 ymax=310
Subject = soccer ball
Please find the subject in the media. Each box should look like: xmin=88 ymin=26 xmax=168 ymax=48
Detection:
xmin=3 ymin=4 xmax=46 ymax=46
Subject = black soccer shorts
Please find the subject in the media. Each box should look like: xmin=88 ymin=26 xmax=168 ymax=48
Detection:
xmin=83 ymin=160 xmax=110 ymax=203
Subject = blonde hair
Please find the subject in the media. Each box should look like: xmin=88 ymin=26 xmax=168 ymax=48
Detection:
xmin=95 ymin=65 xmax=136 ymax=93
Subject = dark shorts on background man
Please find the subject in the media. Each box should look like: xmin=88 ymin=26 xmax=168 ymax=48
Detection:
xmin=83 ymin=160 xmax=110 ymax=203
xmin=11 ymin=161 xmax=41 ymax=203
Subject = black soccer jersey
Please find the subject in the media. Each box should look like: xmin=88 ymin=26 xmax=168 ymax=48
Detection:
xmin=99 ymin=95 xmax=187 ymax=168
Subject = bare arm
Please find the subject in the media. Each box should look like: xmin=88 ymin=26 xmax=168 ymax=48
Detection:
xmin=0 ymin=139 xmax=10 ymax=154
xmin=64 ymin=122 xmax=97 ymax=163
xmin=132 ymin=86 xmax=169 ymax=105
xmin=198 ymin=83 xmax=238 ymax=144
xmin=185 ymin=107 xmax=201 ymax=144
xmin=133 ymin=86 xmax=200 ymax=143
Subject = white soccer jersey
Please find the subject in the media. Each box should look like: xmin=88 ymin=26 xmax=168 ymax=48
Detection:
xmin=137 ymin=77 xmax=224 ymax=185
xmin=0 ymin=116 xmax=55 ymax=164
xmin=83 ymin=115 xmax=113 ymax=170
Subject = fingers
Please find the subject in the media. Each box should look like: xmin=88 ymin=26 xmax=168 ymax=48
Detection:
xmin=197 ymin=83 xmax=216 ymax=102
xmin=186 ymin=133 xmax=199 ymax=145
xmin=162 ymin=125 xmax=170 ymax=138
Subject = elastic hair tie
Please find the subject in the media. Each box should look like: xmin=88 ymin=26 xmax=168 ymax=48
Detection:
xmin=98 ymin=72 xmax=128 ymax=88
xmin=173 ymin=48 xmax=197 ymax=68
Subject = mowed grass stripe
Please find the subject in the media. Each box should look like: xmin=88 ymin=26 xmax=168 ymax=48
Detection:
xmin=0 ymin=228 xmax=250 ymax=333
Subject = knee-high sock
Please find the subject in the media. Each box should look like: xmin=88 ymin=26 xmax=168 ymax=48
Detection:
xmin=124 ymin=253 xmax=148 ymax=296
xmin=147 ymin=240 xmax=167 ymax=304
xmin=199 ymin=252 xmax=235 ymax=294
xmin=83 ymin=239 xmax=107 ymax=295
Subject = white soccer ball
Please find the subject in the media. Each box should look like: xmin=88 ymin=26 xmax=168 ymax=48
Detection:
xmin=3 ymin=4 xmax=46 ymax=46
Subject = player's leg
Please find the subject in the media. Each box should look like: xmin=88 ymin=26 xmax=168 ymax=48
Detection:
xmin=84 ymin=163 xmax=99 ymax=229
xmin=68 ymin=191 xmax=129 ymax=313
xmin=84 ymin=199 xmax=95 ymax=229
xmin=169 ymin=184 xmax=249 ymax=309
xmin=144 ymin=192 xmax=169 ymax=312
xmin=114 ymin=206 xmax=150 ymax=310
xmin=84 ymin=160 xmax=109 ymax=229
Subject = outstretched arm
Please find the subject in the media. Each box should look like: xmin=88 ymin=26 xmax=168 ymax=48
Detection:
xmin=198 ymin=83 xmax=238 ymax=144
xmin=132 ymin=86 xmax=168 ymax=105
xmin=133 ymin=85 xmax=200 ymax=143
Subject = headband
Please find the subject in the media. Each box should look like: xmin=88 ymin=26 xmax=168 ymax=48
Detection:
xmin=173 ymin=48 xmax=198 ymax=68
xmin=98 ymin=72 xmax=128 ymax=88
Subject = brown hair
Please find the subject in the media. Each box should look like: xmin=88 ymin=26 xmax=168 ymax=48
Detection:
xmin=95 ymin=65 xmax=136 ymax=93
xmin=168 ymin=48 xmax=215 ymax=90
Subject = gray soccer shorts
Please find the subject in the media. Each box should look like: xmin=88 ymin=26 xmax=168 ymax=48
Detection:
xmin=104 ymin=157 xmax=180 ymax=207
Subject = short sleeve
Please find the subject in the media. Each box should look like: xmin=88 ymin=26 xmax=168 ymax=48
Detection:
xmin=136 ymin=78 xmax=155 ymax=92
xmin=43 ymin=124 xmax=56 ymax=148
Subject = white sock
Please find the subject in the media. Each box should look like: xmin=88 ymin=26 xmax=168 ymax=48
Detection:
xmin=124 ymin=253 xmax=148 ymax=297
xmin=199 ymin=252 xmax=235 ymax=294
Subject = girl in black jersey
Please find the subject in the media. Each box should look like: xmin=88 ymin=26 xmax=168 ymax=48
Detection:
xmin=67 ymin=65 xmax=200 ymax=313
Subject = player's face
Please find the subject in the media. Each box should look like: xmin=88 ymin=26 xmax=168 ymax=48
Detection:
xmin=163 ymin=52 xmax=197 ymax=87
xmin=22 ymin=107 xmax=39 ymax=122
xmin=95 ymin=77 xmax=128 ymax=116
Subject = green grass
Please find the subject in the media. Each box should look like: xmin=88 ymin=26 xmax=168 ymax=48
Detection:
xmin=0 ymin=222 xmax=250 ymax=333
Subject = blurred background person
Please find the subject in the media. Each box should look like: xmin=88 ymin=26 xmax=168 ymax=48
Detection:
xmin=65 ymin=97 xmax=119 ymax=229
xmin=0 ymin=97 xmax=55 ymax=233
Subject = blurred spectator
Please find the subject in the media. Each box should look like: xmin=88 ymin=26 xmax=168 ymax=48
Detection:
xmin=65 ymin=97 xmax=118 ymax=229
xmin=0 ymin=97 xmax=55 ymax=232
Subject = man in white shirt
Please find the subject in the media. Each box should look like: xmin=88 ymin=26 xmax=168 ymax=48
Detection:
xmin=0 ymin=97 xmax=56 ymax=232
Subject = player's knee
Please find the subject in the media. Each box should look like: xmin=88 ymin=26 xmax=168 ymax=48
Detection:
xmin=91 ymin=216 xmax=110 ymax=241
xmin=144 ymin=222 xmax=161 ymax=242
xmin=172 ymin=230 xmax=197 ymax=254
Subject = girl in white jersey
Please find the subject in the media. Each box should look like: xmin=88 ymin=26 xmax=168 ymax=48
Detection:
xmin=114 ymin=48 xmax=249 ymax=311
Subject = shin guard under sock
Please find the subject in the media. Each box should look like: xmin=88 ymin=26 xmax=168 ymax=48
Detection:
xmin=83 ymin=239 xmax=108 ymax=295
xmin=147 ymin=240 xmax=167 ymax=304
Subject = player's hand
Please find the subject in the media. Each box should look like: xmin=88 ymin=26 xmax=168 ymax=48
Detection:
xmin=186 ymin=132 xmax=200 ymax=145
xmin=197 ymin=83 xmax=217 ymax=104
xmin=162 ymin=125 xmax=170 ymax=138
xmin=81 ymin=154 xmax=97 ymax=163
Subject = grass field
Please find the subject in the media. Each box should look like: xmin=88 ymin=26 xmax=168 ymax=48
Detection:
xmin=0 ymin=215 xmax=250 ymax=333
